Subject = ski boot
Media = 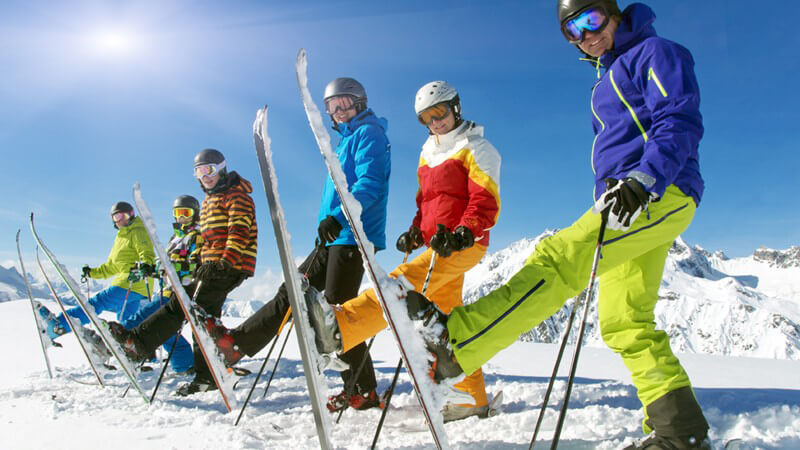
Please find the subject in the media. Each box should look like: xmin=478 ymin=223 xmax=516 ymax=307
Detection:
xmin=405 ymin=290 xmax=463 ymax=382
xmin=81 ymin=328 xmax=113 ymax=361
xmin=624 ymin=387 xmax=711 ymax=450
xmin=441 ymin=402 xmax=490 ymax=423
xmin=107 ymin=321 xmax=151 ymax=363
xmin=623 ymin=433 xmax=712 ymax=450
xmin=326 ymin=388 xmax=381 ymax=412
xmin=201 ymin=315 xmax=244 ymax=366
xmin=175 ymin=375 xmax=218 ymax=397
xmin=36 ymin=303 xmax=67 ymax=341
xmin=305 ymin=287 xmax=342 ymax=354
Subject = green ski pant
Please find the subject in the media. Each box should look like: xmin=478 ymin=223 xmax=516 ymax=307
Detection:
xmin=448 ymin=185 xmax=697 ymax=408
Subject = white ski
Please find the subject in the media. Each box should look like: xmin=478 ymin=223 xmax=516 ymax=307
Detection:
xmin=16 ymin=230 xmax=55 ymax=379
xmin=252 ymin=105 xmax=333 ymax=448
xmin=132 ymin=183 xmax=238 ymax=412
xmin=296 ymin=47 xmax=462 ymax=450
xmin=34 ymin=246 xmax=108 ymax=386
xmin=30 ymin=213 xmax=150 ymax=403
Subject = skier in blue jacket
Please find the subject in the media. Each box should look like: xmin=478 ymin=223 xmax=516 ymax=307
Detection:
xmin=411 ymin=2 xmax=711 ymax=448
xmin=202 ymin=77 xmax=391 ymax=412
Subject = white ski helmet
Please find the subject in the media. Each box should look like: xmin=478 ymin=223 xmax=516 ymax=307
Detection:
xmin=414 ymin=81 xmax=462 ymax=125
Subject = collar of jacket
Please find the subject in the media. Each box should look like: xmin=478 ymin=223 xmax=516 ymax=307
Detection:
xmin=422 ymin=120 xmax=483 ymax=154
xmin=202 ymin=170 xmax=249 ymax=195
xmin=118 ymin=216 xmax=143 ymax=234
xmin=597 ymin=2 xmax=658 ymax=68
xmin=332 ymin=108 xmax=387 ymax=137
xmin=172 ymin=222 xmax=198 ymax=235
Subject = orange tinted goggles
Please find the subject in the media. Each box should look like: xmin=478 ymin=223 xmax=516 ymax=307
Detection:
xmin=417 ymin=103 xmax=451 ymax=126
xmin=173 ymin=207 xmax=194 ymax=218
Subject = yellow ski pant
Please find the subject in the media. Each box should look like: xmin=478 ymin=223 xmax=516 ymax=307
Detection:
xmin=335 ymin=245 xmax=489 ymax=407
xmin=448 ymin=185 xmax=697 ymax=408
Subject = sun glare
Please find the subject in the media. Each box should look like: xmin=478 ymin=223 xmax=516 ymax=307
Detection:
xmin=87 ymin=29 xmax=138 ymax=56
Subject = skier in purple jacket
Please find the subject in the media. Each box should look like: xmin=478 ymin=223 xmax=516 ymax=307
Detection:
xmin=407 ymin=2 xmax=711 ymax=449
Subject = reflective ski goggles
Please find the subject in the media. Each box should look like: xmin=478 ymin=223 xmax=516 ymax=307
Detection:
xmin=112 ymin=212 xmax=130 ymax=222
xmin=324 ymin=95 xmax=356 ymax=115
xmin=194 ymin=162 xmax=226 ymax=179
xmin=561 ymin=7 xmax=609 ymax=44
xmin=173 ymin=207 xmax=195 ymax=219
xmin=417 ymin=103 xmax=451 ymax=126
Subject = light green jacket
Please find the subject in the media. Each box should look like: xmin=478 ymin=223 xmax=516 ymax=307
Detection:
xmin=89 ymin=216 xmax=155 ymax=297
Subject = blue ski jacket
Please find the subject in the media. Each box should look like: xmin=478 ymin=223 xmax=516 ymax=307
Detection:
xmin=318 ymin=108 xmax=391 ymax=250
xmin=590 ymin=3 xmax=704 ymax=205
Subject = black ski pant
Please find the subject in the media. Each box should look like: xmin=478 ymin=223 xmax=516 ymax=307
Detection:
xmin=134 ymin=270 xmax=246 ymax=381
xmin=232 ymin=244 xmax=378 ymax=393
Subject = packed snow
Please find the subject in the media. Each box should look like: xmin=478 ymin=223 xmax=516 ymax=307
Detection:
xmin=2 ymin=297 xmax=799 ymax=450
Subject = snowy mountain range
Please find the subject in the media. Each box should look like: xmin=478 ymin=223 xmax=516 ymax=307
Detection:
xmin=462 ymin=232 xmax=800 ymax=361
xmin=5 ymin=234 xmax=799 ymax=361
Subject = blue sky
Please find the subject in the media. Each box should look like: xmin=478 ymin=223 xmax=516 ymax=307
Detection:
xmin=2 ymin=1 xmax=799 ymax=286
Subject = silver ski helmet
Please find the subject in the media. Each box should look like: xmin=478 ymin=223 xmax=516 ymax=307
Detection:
xmin=558 ymin=0 xmax=620 ymax=42
xmin=323 ymin=77 xmax=367 ymax=115
xmin=414 ymin=80 xmax=462 ymax=127
xmin=172 ymin=194 xmax=200 ymax=222
xmin=110 ymin=201 xmax=134 ymax=228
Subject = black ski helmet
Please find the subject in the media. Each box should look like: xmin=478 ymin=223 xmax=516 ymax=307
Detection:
xmin=110 ymin=201 xmax=134 ymax=228
xmin=558 ymin=0 xmax=620 ymax=26
xmin=172 ymin=194 xmax=200 ymax=222
xmin=193 ymin=148 xmax=228 ymax=192
xmin=323 ymin=77 xmax=367 ymax=115
xmin=194 ymin=148 xmax=226 ymax=167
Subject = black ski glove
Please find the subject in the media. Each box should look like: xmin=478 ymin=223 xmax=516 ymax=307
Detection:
xmin=127 ymin=263 xmax=155 ymax=283
xmin=453 ymin=226 xmax=474 ymax=250
xmin=317 ymin=215 xmax=342 ymax=244
xmin=429 ymin=224 xmax=459 ymax=258
xmin=592 ymin=177 xmax=653 ymax=231
xmin=195 ymin=259 xmax=233 ymax=282
xmin=81 ymin=265 xmax=92 ymax=279
xmin=396 ymin=226 xmax=424 ymax=253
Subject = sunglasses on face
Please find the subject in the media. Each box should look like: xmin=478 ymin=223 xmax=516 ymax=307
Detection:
xmin=324 ymin=95 xmax=356 ymax=115
xmin=417 ymin=103 xmax=451 ymax=126
xmin=173 ymin=207 xmax=194 ymax=219
xmin=561 ymin=7 xmax=609 ymax=44
xmin=194 ymin=162 xmax=225 ymax=179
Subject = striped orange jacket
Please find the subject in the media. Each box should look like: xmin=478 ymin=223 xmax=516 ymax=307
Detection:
xmin=199 ymin=172 xmax=257 ymax=276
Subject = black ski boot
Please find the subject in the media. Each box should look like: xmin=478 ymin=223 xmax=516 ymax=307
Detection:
xmin=107 ymin=321 xmax=151 ymax=363
xmin=405 ymin=290 xmax=463 ymax=382
xmin=305 ymin=287 xmax=341 ymax=354
xmin=175 ymin=375 xmax=218 ymax=397
xmin=624 ymin=386 xmax=711 ymax=450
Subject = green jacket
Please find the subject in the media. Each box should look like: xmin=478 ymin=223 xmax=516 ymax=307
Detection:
xmin=89 ymin=216 xmax=155 ymax=297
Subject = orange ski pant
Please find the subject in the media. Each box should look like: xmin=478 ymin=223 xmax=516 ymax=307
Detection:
xmin=335 ymin=245 xmax=489 ymax=407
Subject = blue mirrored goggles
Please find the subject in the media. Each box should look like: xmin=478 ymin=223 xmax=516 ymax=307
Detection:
xmin=561 ymin=7 xmax=609 ymax=44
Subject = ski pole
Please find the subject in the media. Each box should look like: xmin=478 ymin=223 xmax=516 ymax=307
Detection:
xmin=371 ymin=251 xmax=437 ymax=439
xmin=371 ymin=357 xmax=403 ymax=450
xmin=235 ymin=320 xmax=294 ymax=426
xmin=149 ymin=281 xmax=204 ymax=402
xmin=261 ymin=319 xmax=294 ymax=399
xmin=531 ymin=214 xmax=608 ymax=450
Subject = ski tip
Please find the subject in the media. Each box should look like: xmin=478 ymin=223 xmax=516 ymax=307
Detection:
xmin=30 ymin=212 xmax=34 ymax=221
xmin=297 ymin=47 xmax=306 ymax=60
xmin=16 ymin=229 xmax=20 ymax=240
xmin=133 ymin=181 xmax=141 ymax=192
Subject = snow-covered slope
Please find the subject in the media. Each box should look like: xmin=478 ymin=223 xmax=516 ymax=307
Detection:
xmin=1 ymin=298 xmax=798 ymax=449
xmin=461 ymin=234 xmax=800 ymax=361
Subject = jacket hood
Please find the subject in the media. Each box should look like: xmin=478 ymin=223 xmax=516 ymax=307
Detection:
xmin=202 ymin=170 xmax=252 ymax=195
xmin=422 ymin=120 xmax=484 ymax=154
xmin=599 ymin=3 xmax=657 ymax=67
xmin=334 ymin=108 xmax=388 ymax=137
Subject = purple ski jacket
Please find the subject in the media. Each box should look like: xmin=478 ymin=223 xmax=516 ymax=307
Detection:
xmin=590 ymin=3 xmax=704 ymax=205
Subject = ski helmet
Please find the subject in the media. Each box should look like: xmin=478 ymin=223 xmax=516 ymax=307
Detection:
xmin=193 ymin=148 xmax=226 ymax=167
xmin=110 ymin=201 xmax=134 ymax=216
xmin=414 ymin=81 xmax=462 ymax=126
xmin=558 ymin=0 xmax=620 ymax=27
xmin=323 ymin=77 xmax=367 ymax=114
xmin=172 ymin=194 xmax=200 ymax=222
xmin=110 ymin=201 xmax=134 ymax=228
